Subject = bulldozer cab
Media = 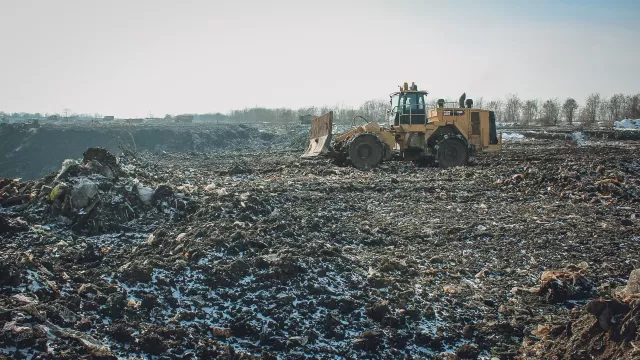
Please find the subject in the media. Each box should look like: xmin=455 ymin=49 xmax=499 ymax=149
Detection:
xmin=388 ymin=83 xmax=429 ymax=126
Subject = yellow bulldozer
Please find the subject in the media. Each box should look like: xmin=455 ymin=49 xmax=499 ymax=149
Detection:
xmin=302 ymin=82 xmax=502 ymax=169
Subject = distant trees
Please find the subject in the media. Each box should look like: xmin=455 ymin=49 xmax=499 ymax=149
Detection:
xmin=2 ymin=91 xmax=639 ymax=127
xmin=607 ymin=93 xmax=626 ymax=124
xmin=319 ymin=106 xmax=331 ymax=116
xmin=625 ymin=94 xmax=640 ymax=119
xmin=541 ymin=98 xmax=561 ymax=125
xmin=598 ymin=99 xmax=610 ymax=125
xmin=504 ymin=94 xmax=522 ymax=124
xmin=474 ymin=91 xmax=639 ymax=127
xmin=426 ymin=97 xmax=440 ymax=109
xmin=561 ymin=98 xmax=578 ymax=124
xmin=334 ymin=106 xmax=358 ymax=124
xmin=359 ymin=99 xmax=388 ymax=123
xmin=583 ymin=93 xmax=601 ymax=126
xmin=522 ymin=100 xmax=539 ymax=125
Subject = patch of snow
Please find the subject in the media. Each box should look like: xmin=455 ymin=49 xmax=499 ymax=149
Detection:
xmin=614 ymin=119 xmax=640 ymax=130
xmin=496 ymin=122 xmax=515 ymax=128
xmin=238 ymin=275 xmax=255 ymax=285
xmin=0 ymin=346 xmax=17 ymax=355
xmin=501 ymin=132 xmax=524 ymax=141
xmin=571 ymin=131 xmax=588 ymax=146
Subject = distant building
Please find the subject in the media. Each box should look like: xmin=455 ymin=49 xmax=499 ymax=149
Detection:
xmin=174 ymin=114 xmax=194 ymax=123
xmin=102 ymin=115 xmax=114 ymax=121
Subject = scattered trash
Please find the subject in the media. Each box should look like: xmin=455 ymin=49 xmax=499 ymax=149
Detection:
xmin=0 ymin=131 xmax=639 ymax=358
xmin=70 ymin=178 xmax=98 ymax=209
xmin=538 ymin=263 xmax=594 ymax=303
xmin=136 ymin=184 xmax=155 ymax=205
xmin=520 ymin=270 xmax=640 ymax=359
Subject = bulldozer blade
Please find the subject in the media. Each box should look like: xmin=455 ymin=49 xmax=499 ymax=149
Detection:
xmin=301 ymin=111 xmax=333 ymax=158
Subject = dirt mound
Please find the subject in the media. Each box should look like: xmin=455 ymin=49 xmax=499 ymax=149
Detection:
xmin=519 ymin=269 xmax=640 ymax=359
xmin=519 ymin=297 xmax=640 ymax=359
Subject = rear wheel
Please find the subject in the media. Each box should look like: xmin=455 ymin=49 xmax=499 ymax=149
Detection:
xmin=348 ymin=133 xmax=384 ymax=170
xmin=437 ymin=138 xmax=469 ymax=168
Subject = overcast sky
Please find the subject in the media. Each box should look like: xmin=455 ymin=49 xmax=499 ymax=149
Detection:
xmin=0 ymin=0 xmax=638 ymax=117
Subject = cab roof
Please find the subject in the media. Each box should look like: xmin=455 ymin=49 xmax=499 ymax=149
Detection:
xmin=389 ymin=90 xmax=429 ymax=98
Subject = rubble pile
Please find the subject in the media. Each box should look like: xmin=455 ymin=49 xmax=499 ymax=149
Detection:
xmin=1 ymin=147 xmax=189 ymax=236
xmin=518 ymin=269 xmax=640 ymax=360
xmin=0 ymin=138 xmax=639 ymax=359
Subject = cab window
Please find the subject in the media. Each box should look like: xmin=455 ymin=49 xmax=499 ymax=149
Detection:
xmin=402 ymin=93 xmax=425 ymax=112
xmin=390 ymin=94 xmax=400 ymax=112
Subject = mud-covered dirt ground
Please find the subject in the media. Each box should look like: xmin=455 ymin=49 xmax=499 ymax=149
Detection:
xmin=1 ymin=134 xmax=639 ymax=359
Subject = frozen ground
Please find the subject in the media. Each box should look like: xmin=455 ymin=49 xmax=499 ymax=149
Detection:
xmin=0 ymin=122 xmax=640 ymax=360
xmin=1 ymin=127 xmax=640 ymax=360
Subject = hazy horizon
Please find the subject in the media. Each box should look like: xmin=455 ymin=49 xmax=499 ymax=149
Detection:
xmin=1 ymin=0 xmax=638 ymax=118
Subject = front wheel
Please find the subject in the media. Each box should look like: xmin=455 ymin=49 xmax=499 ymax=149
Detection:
xmin=437 ymin=138 xmax=469 ymax=168
xmin=348 ymin=133 xmax=384 ymax=170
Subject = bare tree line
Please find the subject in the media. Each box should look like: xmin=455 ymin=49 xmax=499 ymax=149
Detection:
xmin=202 ymin=100 xmax=389 ymax=127
xmin=2 ymin=93 xmax=638 ymax=127
xmin=485 ymin=93 xmax=640 ymax=126
xmin=219 ymin=92 xmax=639 ymax=127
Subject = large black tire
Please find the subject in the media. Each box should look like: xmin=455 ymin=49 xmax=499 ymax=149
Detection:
xmin=437 ymin=138 xmax=469 ymax=168
xmin=348 ymin=133 xmax=384 ymax=170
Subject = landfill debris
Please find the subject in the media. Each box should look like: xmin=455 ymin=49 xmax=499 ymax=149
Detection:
xmin=0 ymin=130 xmax=639 ymax=359
xmin=537 ymin=262 xmax=594 ymax=303
xmin=518 ymin=269 xmax=640 ymax=360
xmin=622 ymin=269 xmax=640 ymax=297
xmin=70 ymin=178 xmax=98 ymax=210
xmin=1 ymin=147 xmax=189 ymax=236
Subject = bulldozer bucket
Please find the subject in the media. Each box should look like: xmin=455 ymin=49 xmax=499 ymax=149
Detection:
xmin=301 ymin=111 xmax=333 ymax=158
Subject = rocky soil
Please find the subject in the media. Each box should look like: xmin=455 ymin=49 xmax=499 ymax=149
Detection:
xmin=1 ymin=134 xmax=639 ymax=359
